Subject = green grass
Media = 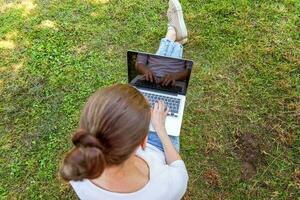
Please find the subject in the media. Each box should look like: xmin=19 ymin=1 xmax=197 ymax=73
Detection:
xmin=0 ymin=0 xmax=299 ymax=199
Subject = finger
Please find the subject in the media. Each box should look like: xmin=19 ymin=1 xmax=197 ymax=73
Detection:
xmin=172 ymin=79 xmax=176 ymax=86
xmin=145 ymin=74 xmax=149 ymax=81
xmin=165 ymin=107 xmax=170 ymax=115
xmin=154 ymin=76 xmax=158 ymax=83
xmin=165 ymin=79 xmax=171 ymax=86
xmin=162 ymin=78 xmax=168 ymax=86
xmin=162 ymin=101 xmax=166 ymax=112
xmin=153 ymin=103 xmax=158 ymax=113
xmin=158 ymin=77 xmax=164 ymax=84
xmin=163 ymin=103 xmax=168 ymax=112
xmin=157 ymin=100 xmax=161 ymax=111
xmin=149 ymin=73 xmax=153 ymax=82
xmin=154 ymin=102 xmax=159 ymax=110
xmin=163 ymin=101 xmax=168 ymax=112
xmin=151 ymin=72 xmax=156 ymax=83
xmin=158 ymin=100 xmax=163 ymax=112
xmin=161 ymin=100 xmax=166 ymax=112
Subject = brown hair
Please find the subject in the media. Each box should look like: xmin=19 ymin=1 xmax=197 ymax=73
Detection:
xmin=60 ymin=84 xmax=151 ymax=181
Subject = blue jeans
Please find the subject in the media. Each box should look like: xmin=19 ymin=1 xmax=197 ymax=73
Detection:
xmin=148 ymin=131 xmax=180 ymax=152
xmin=147 ymin=38 xmax=183 ymax=152
xmin=156 ymin=38 xmax=183 ymax=58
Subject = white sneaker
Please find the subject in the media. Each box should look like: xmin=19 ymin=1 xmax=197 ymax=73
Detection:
xmin=167 ymin=0 xmax=188 ymax=42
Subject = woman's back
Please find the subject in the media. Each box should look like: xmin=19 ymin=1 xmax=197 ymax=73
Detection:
xmin=70 ymin=144 xmax=188 ymax=200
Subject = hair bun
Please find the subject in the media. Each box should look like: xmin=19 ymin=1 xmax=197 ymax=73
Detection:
xmin=72 ymin=129 xmax=102 ymax=149
xmin=61 ymin=130 xmax=106 ymax=181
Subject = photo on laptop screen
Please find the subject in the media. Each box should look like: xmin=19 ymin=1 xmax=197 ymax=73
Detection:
xmin=127 ymin=51 xmax=193 ymax=95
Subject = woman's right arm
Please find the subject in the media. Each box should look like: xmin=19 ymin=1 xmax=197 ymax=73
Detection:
xmin=152 ymin=101 xmax=189 ymax=198
xmin=151 ymin=100 xmax=182 ymax=164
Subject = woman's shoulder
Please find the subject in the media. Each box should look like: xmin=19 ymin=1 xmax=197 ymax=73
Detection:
xmin=136 ymin=144 xmax=166 ymax=165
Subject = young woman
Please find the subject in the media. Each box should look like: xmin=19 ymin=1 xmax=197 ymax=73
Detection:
xmin=60 ymin=1 xmax=189 ymax=199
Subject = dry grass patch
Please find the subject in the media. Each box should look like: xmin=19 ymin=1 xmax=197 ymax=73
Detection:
xmin=203 ymin=168 xmax=221 ymax=188
xmin=0 ymin=0 xmax=36 ymax=15
xmin=88 ymin=0 xmax=109 ymax=5
xmin=0 ymin=40 xmax=16 ymax=49
xmin=38 ymin=20 xmax=58 ymax=31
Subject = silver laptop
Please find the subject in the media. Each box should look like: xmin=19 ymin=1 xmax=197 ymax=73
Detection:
xmin=127 ymin=51 xmax=193 ymax=136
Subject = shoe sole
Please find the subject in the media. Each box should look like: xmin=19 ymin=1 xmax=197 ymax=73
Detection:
xmin=170 ymin=0 xmax=187 ymax=40
xmin=178 ymin=38 xmax=188 ymax=45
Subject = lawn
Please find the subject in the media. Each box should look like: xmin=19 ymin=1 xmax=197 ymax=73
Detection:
xmin=0 ymin=0 xmax=299 ymax=199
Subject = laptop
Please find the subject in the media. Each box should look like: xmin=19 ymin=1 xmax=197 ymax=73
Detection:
xmin=127 ymin=51 xmax=193 ymax=136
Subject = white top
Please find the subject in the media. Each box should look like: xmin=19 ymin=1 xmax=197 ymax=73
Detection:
xmin=70 ymin=144 xmax=188 ymax=200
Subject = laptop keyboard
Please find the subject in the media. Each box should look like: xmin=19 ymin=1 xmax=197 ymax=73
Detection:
xmin=141 ymin=91 xmax=180 ymax=117
xmin=135 ymin=79 xmax=182 ymax=93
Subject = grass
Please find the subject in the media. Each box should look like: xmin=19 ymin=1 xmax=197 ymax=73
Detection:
xmin=0 ymin=0 xmax=299 ymax=199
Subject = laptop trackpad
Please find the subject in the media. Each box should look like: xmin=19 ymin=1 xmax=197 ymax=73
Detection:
xmin=149 ymin=117 xmax=180 ymax=136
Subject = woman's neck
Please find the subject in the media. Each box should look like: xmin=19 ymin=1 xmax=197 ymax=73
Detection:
xmin=102 ymin=156 xmax=138 ymax=178
xmin=91 ymin=154 xmax=149 ymax=193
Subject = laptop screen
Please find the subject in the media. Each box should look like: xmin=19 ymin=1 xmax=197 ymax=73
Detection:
xmin=127 ymin=51 xmax=193 ymax=95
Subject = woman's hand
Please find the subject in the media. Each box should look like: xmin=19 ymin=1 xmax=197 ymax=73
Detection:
xmin=136 ymin=63 xmax=157 ymax=83
xmin=151 ymin=100 xmax=169 ymax=133
xmin=159 ymin=73 xmax=176 ymax=86
xmin=143 ymin=68 xmax=156 ymax=83
xmin=151 ymin=101 xmax=182 ymax=164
